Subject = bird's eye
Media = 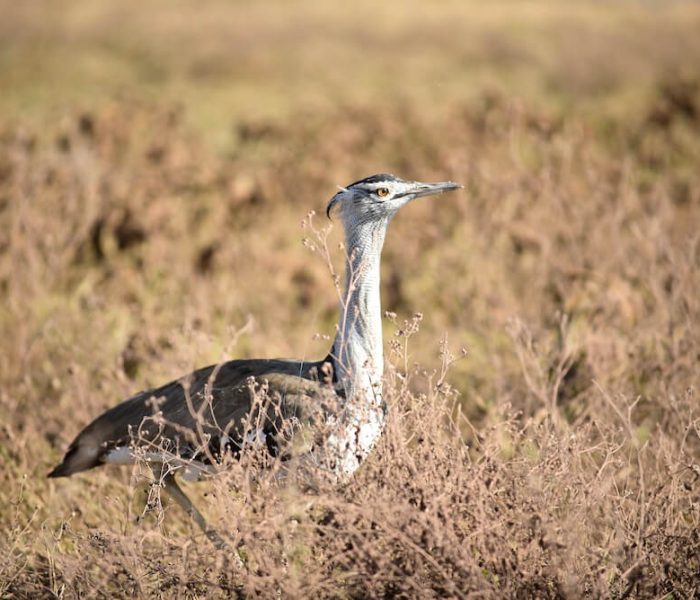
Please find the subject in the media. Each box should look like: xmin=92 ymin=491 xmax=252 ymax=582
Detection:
xmin=376 ymin=188 xmax=389 ymax=198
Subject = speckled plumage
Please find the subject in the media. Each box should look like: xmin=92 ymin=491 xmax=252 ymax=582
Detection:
xmin=48 ymin=358 xmax=335 ymax=478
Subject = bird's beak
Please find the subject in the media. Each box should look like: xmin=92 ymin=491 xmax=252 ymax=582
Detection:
xmin=406 ymin=180 xmax=463 ymax=199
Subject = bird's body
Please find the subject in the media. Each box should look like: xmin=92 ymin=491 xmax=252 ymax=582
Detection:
xmin=48 ymin=357 xmax=332 ymax=481
xmin=48 ymin=173 xmax=461 ymax=543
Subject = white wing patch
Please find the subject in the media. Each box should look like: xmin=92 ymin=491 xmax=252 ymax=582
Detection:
xmin=244 ymin=429 xmax=267 ymax=446
xmin=103 ymin=430 xmax=268 ymax=482
xmin=104 ymin=446 xmax=216 ymax=482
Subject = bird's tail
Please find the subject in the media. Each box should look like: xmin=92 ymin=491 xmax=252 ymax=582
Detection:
xmin=48 ymin=442 xmax=101 ymax=478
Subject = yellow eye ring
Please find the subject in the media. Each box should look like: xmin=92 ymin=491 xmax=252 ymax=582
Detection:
xmin=376 ymin=188 xmax=389 ymax=198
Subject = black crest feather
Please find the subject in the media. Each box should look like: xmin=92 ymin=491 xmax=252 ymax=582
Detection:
xmin=347 ymin=173 xmax=401 ymax=188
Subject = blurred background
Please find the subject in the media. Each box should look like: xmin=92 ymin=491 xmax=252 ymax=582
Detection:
xmin=1 ymin=0 xmax=700 ymax=596
xmin=4 ymin=1 xmax=700 ymax=140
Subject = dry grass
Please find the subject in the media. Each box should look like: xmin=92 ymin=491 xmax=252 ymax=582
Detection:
xmin=1 ymin=1 xmax=700 ymax=598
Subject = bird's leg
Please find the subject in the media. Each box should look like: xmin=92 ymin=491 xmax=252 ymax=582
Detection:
xmin=151 ymin=466 xmax=227 ymax=550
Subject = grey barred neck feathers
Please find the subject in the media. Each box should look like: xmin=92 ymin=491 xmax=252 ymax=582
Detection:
xmin=326 ymin=174 xmax=462 ymax=397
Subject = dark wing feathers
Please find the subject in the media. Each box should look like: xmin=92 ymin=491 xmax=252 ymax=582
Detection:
xmin=48 ymin=357 xmax=333 ymax=477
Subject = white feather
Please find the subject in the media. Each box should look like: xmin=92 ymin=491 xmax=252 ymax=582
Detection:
xmin=104 ymin=446 xmax=215 ymax=481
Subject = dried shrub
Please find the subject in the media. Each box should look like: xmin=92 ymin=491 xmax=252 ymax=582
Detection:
xmin=1 ymin=87 xmax=699 ymax=597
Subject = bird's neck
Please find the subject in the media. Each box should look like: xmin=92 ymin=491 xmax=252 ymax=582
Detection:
xmin=323 ymin=218 xmax=389 ymax=477
xmin=331 ymin=219 xmax=388 ymax=403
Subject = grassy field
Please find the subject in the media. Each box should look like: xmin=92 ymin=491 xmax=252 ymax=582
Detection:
xmin=1 ymin=0 xmax=700 ymax=597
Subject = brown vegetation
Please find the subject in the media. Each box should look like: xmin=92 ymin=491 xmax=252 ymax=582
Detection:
xmin=1 ymin=1 xmax=700 ymax=597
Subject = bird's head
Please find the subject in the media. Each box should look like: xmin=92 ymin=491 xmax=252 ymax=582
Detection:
xmin=326 ymin=173 xmax=462 ymax=225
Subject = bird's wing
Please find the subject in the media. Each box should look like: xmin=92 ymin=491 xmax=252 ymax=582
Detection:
xmin=48 ymin=358 xmax=335 ymax=478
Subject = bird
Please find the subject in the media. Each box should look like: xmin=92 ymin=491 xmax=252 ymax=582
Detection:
xmin=48 ymin=173 xmax=461 ymax=546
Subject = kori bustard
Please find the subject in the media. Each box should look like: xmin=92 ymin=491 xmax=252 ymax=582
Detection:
xmin=48 ymin=174 xmax=461 ymax=544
